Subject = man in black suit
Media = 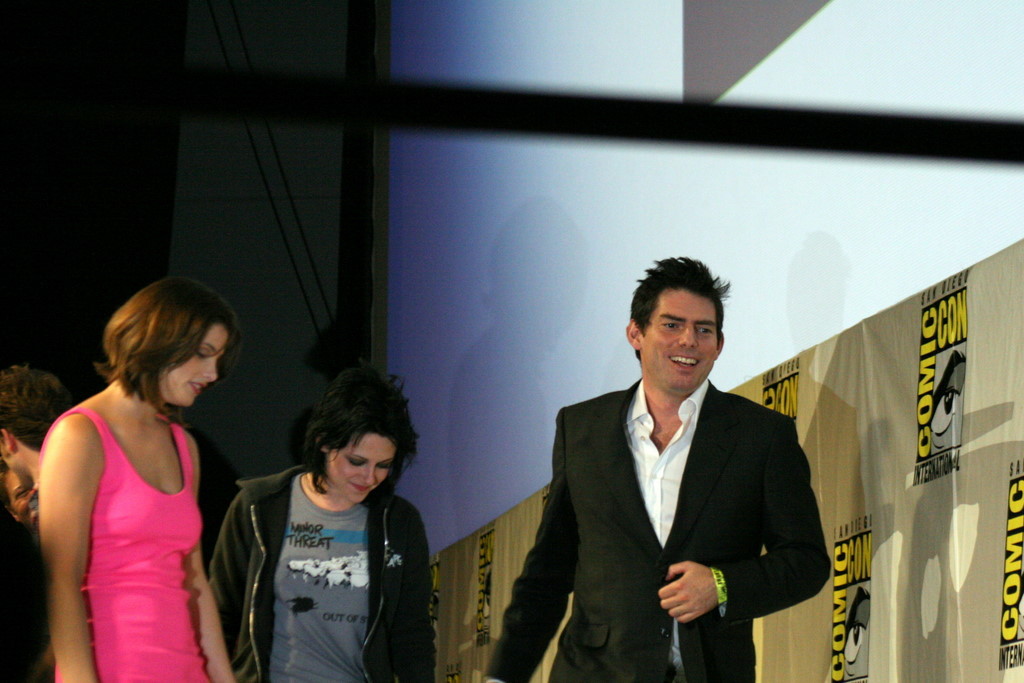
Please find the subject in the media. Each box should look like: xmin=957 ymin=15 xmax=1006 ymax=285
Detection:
xmin=487 ymin=257 xmax=829 ymax=682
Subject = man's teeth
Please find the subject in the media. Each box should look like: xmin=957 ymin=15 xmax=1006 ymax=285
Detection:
xmin=670 ymin=357 xmax=697 ymax=366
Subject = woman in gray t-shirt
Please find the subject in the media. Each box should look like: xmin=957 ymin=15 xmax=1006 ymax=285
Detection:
xmin=211 ymin=366 xmax=435 ymax=682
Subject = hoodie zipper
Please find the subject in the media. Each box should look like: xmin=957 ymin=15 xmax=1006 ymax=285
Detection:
xmin=249 ymin=503 xmax=268 ymax=683
xmin=361 ymin=501 xmax=391 ymax=683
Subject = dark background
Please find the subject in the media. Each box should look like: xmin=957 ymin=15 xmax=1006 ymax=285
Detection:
xmin=4 ymin=2 xmax=188 ymax=401
xmin=3 ymin=1 xmax=374 ymax=559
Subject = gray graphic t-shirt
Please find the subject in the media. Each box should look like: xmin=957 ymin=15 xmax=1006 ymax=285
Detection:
xmin=269 ymin=475 xmax=371 ymax=682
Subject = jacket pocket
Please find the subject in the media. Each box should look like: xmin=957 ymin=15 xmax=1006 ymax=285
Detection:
xmin=575 ymin=622 xmax=609 ymax=648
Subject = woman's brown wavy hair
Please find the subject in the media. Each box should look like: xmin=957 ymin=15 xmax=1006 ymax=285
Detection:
xmin=95 ymin=277 xmax=241 ymax=423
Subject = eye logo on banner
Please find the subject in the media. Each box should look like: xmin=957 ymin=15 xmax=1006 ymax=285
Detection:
xmin=429 ymin=557 xmax=440 ymax=628
xmin=830 ymin=519 xmax=872 ymax=682
xmin=999 ymin=469 xmax=1024 ymax=670
xmin=914 ymin=270 xmax=968 ymax=486
xmin=476 ymin=526 xmax=494 ymax=646
xmin=445 ymin=663 xmax=462 ymax=683
xmin=762 ymin=357 xmax=799 ymax=419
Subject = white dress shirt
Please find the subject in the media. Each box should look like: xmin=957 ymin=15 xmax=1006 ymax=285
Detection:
xmin=626 ymin=379 xmax=709 ymax=546
xmin=626 ymin=378 xmax=710 ymax=671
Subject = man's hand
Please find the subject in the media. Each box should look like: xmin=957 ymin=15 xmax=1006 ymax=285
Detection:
xmin=658 ymin=561 xmax=719 ymax=623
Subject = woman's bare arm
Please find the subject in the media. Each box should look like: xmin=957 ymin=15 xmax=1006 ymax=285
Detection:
xmin=184 ymin=431 xmax=236 ymax=682
xmin=38 ymin=414 xmax=104 ymax=683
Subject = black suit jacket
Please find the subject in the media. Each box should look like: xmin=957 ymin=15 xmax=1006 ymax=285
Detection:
xmin=488 ymin=382 xmax=829 ymax=683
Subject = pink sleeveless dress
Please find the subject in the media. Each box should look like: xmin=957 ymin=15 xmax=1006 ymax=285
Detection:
xmin=44 ymin=408 xmax=208 ymax=681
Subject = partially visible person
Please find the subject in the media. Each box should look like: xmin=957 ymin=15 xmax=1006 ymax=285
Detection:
xmin=2 ymin=458 xmax=36 ymax=530
xmin=0 ymin=501 xmax=47 ymax=682
xmin=210 ymin=365 xmax=435 ymax=682
xmin=0 ymin=365 xmax=70 ymax=681
xmin=1 ymin=462 xmax=57 ymax=682
xmin=0 ymin=364 xmax=74 ymax=535
xmin=39 ymin=277 xmax=241 ymax=682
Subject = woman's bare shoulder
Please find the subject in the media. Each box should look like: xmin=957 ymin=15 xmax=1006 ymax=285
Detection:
xmin=44 ymin=410 xmax=104 ymax=461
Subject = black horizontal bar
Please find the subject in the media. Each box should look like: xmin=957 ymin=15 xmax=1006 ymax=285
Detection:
xmin=6 ymin=68 xmax=1024 ymax=164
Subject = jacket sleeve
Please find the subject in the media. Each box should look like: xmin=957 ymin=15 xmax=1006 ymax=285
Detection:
xmin=717 ymin=412 xmax=830 ymax=621
xmin=208 ymin=488 xmax=253 ymax=655
xmin=487 ymin=407 xmax=578 ymax=683
xmin=389 ymin=502 xmax=436 ymax=682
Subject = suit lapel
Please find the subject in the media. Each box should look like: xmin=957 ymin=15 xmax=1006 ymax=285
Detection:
xmin=662 ymin=384 xmax=738 ymax=553
xmin=587 ymin=383 xmax=662 ymax=551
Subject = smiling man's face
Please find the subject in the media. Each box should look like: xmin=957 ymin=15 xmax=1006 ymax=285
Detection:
xmin=627 ymin=288 xmax=724 ymax=404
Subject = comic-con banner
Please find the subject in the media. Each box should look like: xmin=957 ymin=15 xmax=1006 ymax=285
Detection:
xmin=762 ymin=357 xmax=799 ymax=419
xmin=1000 ymin=469 xmax=1024 ymax=671
xmin=831 ymin=519 xmax=872 ymax=682
xmin=477 ymin=525 xmax=495 ymax=646
xmin=914 ymin=270 xmax=968 ymax=486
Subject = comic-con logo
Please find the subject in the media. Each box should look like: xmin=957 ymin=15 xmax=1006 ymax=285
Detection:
xmin=831 ymin=528 xmax=871 ymax=682
xmin=762 ymin=357 xmax=799 ymax=420
xmin=476 ymin=527 xmax=494 ymax=646
xmin=445 ymin=663 xmax=462 ymax=683
xmin=914 ymin=272 xmax=968 ymax=486
xmin=999 ymin=470 xmax=1024 ymax=670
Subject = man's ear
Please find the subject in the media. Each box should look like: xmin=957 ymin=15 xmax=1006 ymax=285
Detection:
xmin=626 ymin=320 xmax=643 ymax=351
xmin=0 ymin=428 xmax=18 ymax=454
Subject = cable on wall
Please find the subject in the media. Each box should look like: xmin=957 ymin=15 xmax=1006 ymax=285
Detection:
xmin=203 ymin=0 xmax=336 ymax=337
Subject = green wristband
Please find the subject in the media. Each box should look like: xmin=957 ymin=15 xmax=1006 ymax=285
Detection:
xmin=710 ymin=567 xmax=728 ymax=605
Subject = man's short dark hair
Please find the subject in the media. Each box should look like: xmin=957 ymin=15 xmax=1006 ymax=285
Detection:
xmin=0 ymin=365 xmax=74 ymax=450
xmin=630 ymin=257 xmax=731 ymax=340
xmin=303 ymin=365 xmax=418 ymax=505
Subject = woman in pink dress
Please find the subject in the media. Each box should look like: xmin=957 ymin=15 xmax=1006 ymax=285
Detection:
xmin=39 ymin=277 xmax=241 ymax=682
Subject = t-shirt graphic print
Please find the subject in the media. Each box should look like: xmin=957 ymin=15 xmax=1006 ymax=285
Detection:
xmin=269 ymin=475 xmax=372 ymax=683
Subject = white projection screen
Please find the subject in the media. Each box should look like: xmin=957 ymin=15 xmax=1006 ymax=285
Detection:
xmin=386 ymin=1 xmax=1024 ymax=552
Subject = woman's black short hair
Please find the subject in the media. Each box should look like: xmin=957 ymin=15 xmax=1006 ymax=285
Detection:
xmin=303 ymin=365 xmax=418 ymax=503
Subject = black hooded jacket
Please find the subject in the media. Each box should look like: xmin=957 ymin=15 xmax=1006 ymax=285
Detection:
xmin=209 ymin=466 xmax=435 ymax=682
